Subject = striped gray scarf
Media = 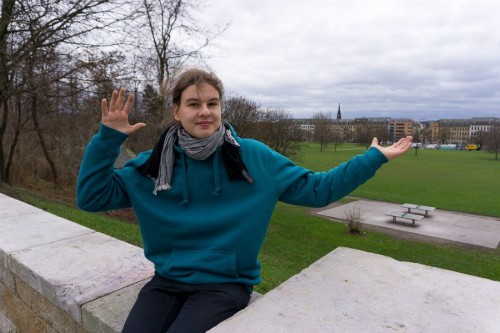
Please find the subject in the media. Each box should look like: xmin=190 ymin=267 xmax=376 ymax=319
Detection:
xmin=153 ymin=123 xmax=238 ymax=194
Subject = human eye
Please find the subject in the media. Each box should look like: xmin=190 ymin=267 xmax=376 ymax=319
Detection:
xmin=208 ymin=100 xmax=220 ymax=107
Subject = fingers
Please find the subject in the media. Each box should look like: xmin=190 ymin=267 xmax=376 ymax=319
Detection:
xmin=123 ymin=93 xmax=135 ymax=115
xmin=392 ymin=136 xmax=413 ymax=153
xmin=104 ymin=88 xmax=135 ymax=114
xmin=371 ymin=137 xmax=379 ymax=147
xmin=108 ymin=90 xmax=119 ymax=112
xmin=101 ymin=98 xmax=108 ymax=118
xmin=393 ymin=136 xmax=412 ymax=147
xmin=116 ymin=87 xmax=126 ymax=111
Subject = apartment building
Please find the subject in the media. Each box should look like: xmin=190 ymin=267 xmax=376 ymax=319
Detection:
xmin=296 ymin=116 xmax=498 ymax=145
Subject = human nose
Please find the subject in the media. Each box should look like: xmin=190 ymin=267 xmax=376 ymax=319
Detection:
xmin=199 ymin=103 xmax=210 ymax=116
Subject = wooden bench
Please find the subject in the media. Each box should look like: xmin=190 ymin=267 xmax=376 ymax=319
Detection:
xmin=402 ymin=203 xmax=436 ymax=216
xmin=385 ymin=211 xmax=425 ymax=225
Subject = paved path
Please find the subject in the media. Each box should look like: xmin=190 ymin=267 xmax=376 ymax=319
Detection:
xmin=317 ymin=200 xmax=500 ymax=249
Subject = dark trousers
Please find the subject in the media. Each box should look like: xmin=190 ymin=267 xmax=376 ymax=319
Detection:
xmin=122 ymin=273 xmax=251 ymax=333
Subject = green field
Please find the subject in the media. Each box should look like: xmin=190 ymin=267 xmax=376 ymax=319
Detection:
xmin=1 ymin=144 xmax=499 ymax=294
xmin=298 ymin=143 xmax=500 ymax=217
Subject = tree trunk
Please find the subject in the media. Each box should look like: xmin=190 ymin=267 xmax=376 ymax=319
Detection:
xmin=5 ymin=97 xmax=23 ymax=183
xmin=0 ymin=98 xmax=8 ymax=182
xmin=31 ymin=93 xmax=59 ymax=188
xmin=0 ymin=0 xmax=16 ymax=182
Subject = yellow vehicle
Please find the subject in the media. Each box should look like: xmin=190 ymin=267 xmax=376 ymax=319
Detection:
xmin=465 ymin=144 xmax=478 ymax=151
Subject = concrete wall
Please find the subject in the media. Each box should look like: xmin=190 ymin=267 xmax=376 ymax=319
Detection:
xmin=2 ymin=192 xmax=500 ymax=332
xmin=210 ymin=247 xmax=500 ymax=332
xmin=0 ymin=193 xmax=154 ymax=332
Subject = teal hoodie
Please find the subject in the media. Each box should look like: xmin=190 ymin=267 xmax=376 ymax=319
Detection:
xmin=77 ymin=124 xmax=388 ymax=289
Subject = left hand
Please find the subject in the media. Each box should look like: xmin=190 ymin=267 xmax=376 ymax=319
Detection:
xmin=371 ymin=136 xmax=413 ymax=160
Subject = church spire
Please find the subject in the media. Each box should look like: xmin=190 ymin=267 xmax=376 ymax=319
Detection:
xmin=336 ymin=103 xmax=341 ymax=120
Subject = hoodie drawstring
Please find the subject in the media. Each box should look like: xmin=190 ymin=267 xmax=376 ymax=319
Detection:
xmin=212 ymin=151 xmax=221 ymax=196
xmin=179 ymin=150 xmax=222 ymax=205
xmin=180 ymin=154 xmax=189 ymax=205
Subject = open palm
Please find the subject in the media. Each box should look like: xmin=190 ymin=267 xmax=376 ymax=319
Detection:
xmin=101 ymin=88 xmax=146 ymax=135
xmin=371 ymin=136 xmax=413 ymax=160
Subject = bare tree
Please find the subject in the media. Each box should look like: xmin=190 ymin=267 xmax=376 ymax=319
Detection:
xmin=0 ymin=0 xmax=135 ymax=182
xmin=126 ymin=83 xmax=167 ymax=153
xmin=313 ymin=112 xmax=331 ymax=152
xmin=420 ymin=126 xmax=432 ymax=145
xmin=259 ymin=108 xmax=300 ymax=158
xmin=484 ymin=123 xmax=500 ymax=160
xmin=472 ymin=130 xmax=488 ymax=150
xmin=137 ymin=0 xmax=227 ymax=87
xmin=439 ymin=127 xmax=451 ymax=144
xmin=412 ymin=127 xmax=421 ymax=155
xmin=331 ymin=122 xmax=343 ymax=152
xmin=223 ymin=95 xmax=261 ymax=138
xmin=355 ymin=119 xmax=374 ymax=149
xmin=4 ymin=93 xmax=30 ymax=183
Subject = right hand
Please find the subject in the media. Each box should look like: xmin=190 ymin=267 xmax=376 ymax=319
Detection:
xmin=101 ymin=87 xmax=146 ymax=134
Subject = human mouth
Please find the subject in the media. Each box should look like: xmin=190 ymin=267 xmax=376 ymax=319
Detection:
xmin=196 ymin=121 xmax=212 ymax=127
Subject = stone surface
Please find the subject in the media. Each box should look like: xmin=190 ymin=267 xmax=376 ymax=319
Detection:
xmin=15 ymin=275 xmax=77 ymax=333
xmin=82 ymin=278 xmax=151 ymax=333
xmin=0 ymin=310 xmax=17 ymax=333
xmin=8 ymin=232 xmax=154 ymax=322
xmin=0 ymin=193 xmax=155 ymax=331
xmin=0 ymin=194 xmax=41 ymax=220
xmin=4 ymin=287 xmax=46 ymax=333
xmin=2 ymin=193 xmax=499 ymax=333
xmin=318 ymin=200 xmax=500 ymax=249
xmin=0 ymin=207 xmax=94 ymax=254
xmin=210 ymin=247 xmax=500 ymax=333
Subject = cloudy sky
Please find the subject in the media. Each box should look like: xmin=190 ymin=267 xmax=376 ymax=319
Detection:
xmin=197 ymin=0 xmax=500 ymax=120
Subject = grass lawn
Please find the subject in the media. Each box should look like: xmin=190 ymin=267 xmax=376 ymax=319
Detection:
xmin=258 ymin=202 xmax=500 ymax=293
xmin=1 ymin=144 xmax=499 ymax=294
xmin=298 ymin=143 xmax=500 ymax=217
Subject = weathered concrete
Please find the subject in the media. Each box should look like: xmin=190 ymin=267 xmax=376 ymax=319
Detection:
xmin=8 ymin=232 xmax=154 ymax=322
xmin=318 ymin=200 xmax=500 ymax=249
xmin=210 ymin=247 xmax=500 ymax=333
xmin=82 ymin=278 xmax=150 ymax=333
xmin=2 ymin=192 xmax=500 ymax=332
xmin=0 ymin=193 xmax=154 ymax=331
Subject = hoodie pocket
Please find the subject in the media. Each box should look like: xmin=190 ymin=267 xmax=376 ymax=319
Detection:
xmin=166 ymin=249 xmax=238 ymax=279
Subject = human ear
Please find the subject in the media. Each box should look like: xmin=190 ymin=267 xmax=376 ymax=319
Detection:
xmin=173 ymin=105 xmax=180 ymax=121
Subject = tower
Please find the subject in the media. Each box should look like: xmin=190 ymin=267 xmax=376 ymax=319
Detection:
xmin=336 ymin=103 xmax=341 ymax=120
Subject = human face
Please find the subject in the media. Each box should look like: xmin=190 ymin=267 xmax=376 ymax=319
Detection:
xmin=173 ymin=82 xmax=222 ymax=139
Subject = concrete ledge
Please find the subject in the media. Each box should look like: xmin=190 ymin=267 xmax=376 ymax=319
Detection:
xmin=2 ymin=192 xmax=500 ymax=332
xmin=210 ymin=247 xmax=500 ymax=332
xmin=82 ymin=278 xmax=150 ymax=333
xmin=0 ymin=193 xmax=154 ymax=332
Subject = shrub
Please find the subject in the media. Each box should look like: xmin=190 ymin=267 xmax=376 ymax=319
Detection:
xmin=344 ymin=205 xmax=364 ymax=235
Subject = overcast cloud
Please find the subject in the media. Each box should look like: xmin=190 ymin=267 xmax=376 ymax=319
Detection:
xmin=196 ymin=0 xmax=500 ymax=120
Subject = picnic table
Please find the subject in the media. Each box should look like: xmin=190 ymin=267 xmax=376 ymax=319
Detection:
xmin=402 ymin=203 xmax=436 ymax=216
xmin=385 ymin=211 xmax=425 ymax=225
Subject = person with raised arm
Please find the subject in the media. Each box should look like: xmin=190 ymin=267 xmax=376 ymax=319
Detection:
xmin=77 ymin=68 xmax=412 ymax=333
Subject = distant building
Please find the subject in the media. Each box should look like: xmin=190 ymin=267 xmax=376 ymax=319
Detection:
xmin=293 ymin=114 xmax=498 ymax=145
xmin=470 ymin=117 xmax=497 ymax=137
